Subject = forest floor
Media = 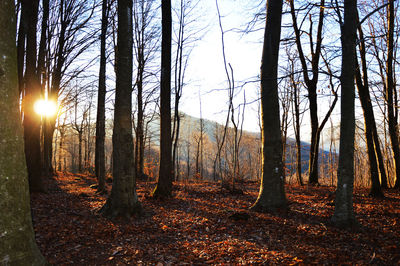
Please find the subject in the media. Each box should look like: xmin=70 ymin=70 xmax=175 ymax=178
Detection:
xmin=31 ymin=172 xmax=400 ymax=265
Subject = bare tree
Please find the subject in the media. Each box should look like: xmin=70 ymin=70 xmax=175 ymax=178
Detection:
xmin=100 ymin=0 xmax=142 ymax=218
xmin=43 ymin=0 xmax=97 ymax=177
xmin=289 ymin=0 xmax=330 ymax=185
xmin=354 ymin=10 xmax=385 ymax=197
xmin=95 ymin=0 xmax=110 ymax=192
xmin=22 ymin=0 xmax=45 ymax=192
xmin=153 ymin=0 xmax=173 ymax=199
xmin=251 ymin=0 xmax=287 ymax=212
xmin=0 ymin=0 xmax=46 ymax=262
xmin=332 ymin=0 xmax=358 ymax=228
xmin=133 ymin=0 xmax=160 ymax=181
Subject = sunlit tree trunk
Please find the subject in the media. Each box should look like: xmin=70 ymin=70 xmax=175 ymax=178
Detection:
xmin=332 ymin=0 xmax=358 ymax=227
xmin=0 ymin=1 xmax=46 ymax=263
xmin=385 ymin=0 xmax=400 ymax=189
xmin=251 ymin=0 xmax=287 ymax=212
xmin=100 ymin=0 xmax=142 ymax=218
xmin=153 ymin=0 xmax=173 ymax=198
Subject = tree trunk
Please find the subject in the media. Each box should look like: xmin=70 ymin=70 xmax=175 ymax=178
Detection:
xmin=135 ymin=67 xmax=145 ymax=178
xmin=100 ymin=0 xmax=141 ymax=218
xmin=292 ymin=72 xmax=303 ymax=186
xmin=0 ymin=1 xmax=46 ymax=263
xmin=332 ymin=0 xmax=358 ymax=228
xmin=355 ymin=16 xmax=384 ymax=197
xmin=23 ymin=0 xmax=44 ymax=192
xmin=43 ymin=117 xmax=54 ymax=177
xmin=95 ymin=0 xmax=108 ymax=192
xmin=386 ymin=0 xmax=400 ymax=189
xmin=308 ymin=90 xmax=320 ymax=185
xmin=153 ymin=0 xmax=173 ymax=198
xmin=251 ymin=0 xmax=287 ymax=212
xmin=17 ymin=0 xmax=27 ymax=96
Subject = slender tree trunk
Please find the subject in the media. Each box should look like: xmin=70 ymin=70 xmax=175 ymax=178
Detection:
xmin=17 ymin=0 xmax=27 ymax=96
xmin=135 ymin=69 xmax=145 ymax=178
xmin=44 ymin=0 xmax=67 ymax=178
xmin=153 ymin=0 xmax=173 ymax=198
xmin=355 ymin=16 xmax=384 ymax=197
xmin=292 ymin=72 xmax=303 ymax=186
xmin=100 ymin=0 xmax=141 ymax=218
xmin=23 ymin=0 xmax=44 ymax=192
xmin=78 ymin=131 xmax=83 ymax=172
xmin=308 ymin=91 xmax=319 ymax=184
xmin=0 ymin=1 xmax=46 ymax=263
xmin=332 ymin=0 xmax=358 ymax=227
xmin=251 ymin=0 xmax=287 ymax=212
xmin=385 ymin=0 xmax=400 ymax=189
xmin=95 ymin=0 xmax=108 ymax=192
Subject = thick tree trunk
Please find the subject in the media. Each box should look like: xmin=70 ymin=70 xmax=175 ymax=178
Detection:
xmin=153 ymin=0 xmax=173 ymax=198
xmin=332 ymin=0 xmax=358 ymax=228
xmin=23 ymin=0 xmax=44 ymax=192
xmin=100 ymin=0 xmax=141 ymax=218
xmin=250 ymin=0 xmax=287 ymax=212
xmin=0 ymin=1 xmax=46 ymax=263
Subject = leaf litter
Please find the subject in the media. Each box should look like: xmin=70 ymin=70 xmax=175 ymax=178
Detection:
xmin=30 ymin=173 xmax=400 ymax=265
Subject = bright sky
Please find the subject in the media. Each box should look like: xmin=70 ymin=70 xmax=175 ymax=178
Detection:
xmin=179 ymin=1 xmax=263 ymax=133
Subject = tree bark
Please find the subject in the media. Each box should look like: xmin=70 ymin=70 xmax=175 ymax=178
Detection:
xmin=355 ymin=15 xmax=384 ymax=197
xmin=95 ymin=0 xmax=108 ymax=192
xmin=0 ymin=1 xmax=46 ymax=263
xmin=251 ymin=0 xmax=287 ymax=212
xmin=289 ymin=0 xmax=326 ymax=185
xmin=332 ymin=0 xmax=358 ymax=228
xmin=100 ymin=0 xmax=142 ymax=218
xmin=385 ymin=0 xmax=400 ymax=189
xmin=153 ymin=0 xmax=173 ymax=198
xmin=23 ymin=0 xmax=44 ymax=192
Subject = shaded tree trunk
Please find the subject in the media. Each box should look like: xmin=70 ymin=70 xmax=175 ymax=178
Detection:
xmin=37 ymin=2 xmax=50 ymax=188
xmin=0 ymin=0 xmax=46 ymax=263
xmin=17 ymin=0 xmax=27 ymax=96
xmin=289 ymin=0 xmax=326 ymax=185
xmin=23 ymin=0 xmax=44 ymax=192
xmin=135 ymin=57 xmax=145 ymax=179
xmin=100 ymin=0 xmax=142 ymax=218
xmin=332 ymin=0 xmax=358 ymax=228
xmin=355 ymin=13 xmax=384 ymax=197
xmin=251 ymin=0 xmax=287 ymax=212
xmin=153 ymin=0 xmax=173 ymax=198
xmin=95 ymin=0 xmax=109 ymax=192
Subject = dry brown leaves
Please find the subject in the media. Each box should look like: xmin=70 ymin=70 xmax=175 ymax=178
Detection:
xmin=30 ymin=173 xmax=400 ymax=265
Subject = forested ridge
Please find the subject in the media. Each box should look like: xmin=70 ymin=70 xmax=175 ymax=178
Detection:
xmin=1 ymin=0 xmax=400 ymax=264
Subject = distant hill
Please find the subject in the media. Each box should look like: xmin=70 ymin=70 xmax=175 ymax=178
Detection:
xmin=146 ymin=112 xmax=335 ymax=176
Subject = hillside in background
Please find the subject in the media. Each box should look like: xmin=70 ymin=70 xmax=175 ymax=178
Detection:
xmin=180 ymin=113 xmax=334 ymax=167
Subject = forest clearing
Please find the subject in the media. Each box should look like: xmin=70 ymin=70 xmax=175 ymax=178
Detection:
xmin=31 ymin=172 xmax=400 ymax=265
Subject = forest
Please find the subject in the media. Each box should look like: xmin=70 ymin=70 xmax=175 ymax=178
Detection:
xmin=0 ymin=0 xmax=399 ymax=265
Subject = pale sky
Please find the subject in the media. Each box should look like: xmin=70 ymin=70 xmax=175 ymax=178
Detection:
xmin=179 ymin=1 xmax=263 ymax=133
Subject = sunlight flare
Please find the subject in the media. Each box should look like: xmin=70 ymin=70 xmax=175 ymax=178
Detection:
xmin=34 ymin=99 xmax=58 ymax=117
